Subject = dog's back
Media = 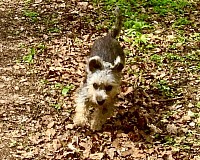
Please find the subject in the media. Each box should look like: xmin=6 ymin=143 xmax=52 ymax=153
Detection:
xmin=89 ymin=7 xmax=125 ymax=69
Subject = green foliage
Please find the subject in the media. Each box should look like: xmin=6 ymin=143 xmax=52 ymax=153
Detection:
xmin=157 ymin=80 xmax=174 ymax=97
xmin=22 ymin=44 xmax=46 ymax=64
xmin=23 ymin=47 xmax=36 ymax=63
xmin=173 ymin=17 xmax=191 ymax=28
xmin=147 ymin=0 xmax=189 ymax=15
xmin=150 ymin=54 xmax=163 ymax=64
xmin=163 ymin=135 xmax=175 ymax=145
xmin=197 ymin=102 xmax=200 ymax=109
xmin=40 ymin=79 xmax=49 ymax=84
xmin=48 ymin=27 xmax=60 ymax=33
xmin=24 ymin=0 xmax=33 ymax=4
xmin=62 ymin=85 xmax=74 ymax=96
xmin=124 ymin=20 xmax=150 ymax=32
xmin=134 ymin=32 xmax=148 ymax=44
xmin=166 ymin=53 xmax=184 ymax=61
xmin=54 ymin=83 xmax=74 ymax=96
xmin=185 ymin=51 xmax=199 ymax=61
xmin=55 ymin=83 xmax=62 ymax=89
xmin=23 ymin=10 xmax=39 ymax=22
xmin=52 ymin=103 xmax=61 ymax=110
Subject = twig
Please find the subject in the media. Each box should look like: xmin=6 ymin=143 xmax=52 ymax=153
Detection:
xmin=157 ymin=97 xmax=183 ymax=102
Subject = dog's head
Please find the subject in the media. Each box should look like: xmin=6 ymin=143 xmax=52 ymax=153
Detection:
xmin=85 ymin=55 xmax=124 ymax=106
xmin=86 ymin=71 xmax=122 ymax=106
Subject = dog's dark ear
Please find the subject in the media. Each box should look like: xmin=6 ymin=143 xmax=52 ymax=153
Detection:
xmin=88 ymin=56 xmax=103 ymax=72
xmin=112 ymin=56 xmax=124 ymax=71
xmin=113 ymin=62 xmax=124 ymax=71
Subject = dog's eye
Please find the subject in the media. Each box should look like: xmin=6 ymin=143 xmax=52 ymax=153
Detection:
xmin=105 ymin=85 xmax=112 ymax=92
xmin=93 ymin=83 xmax=98 ymax=89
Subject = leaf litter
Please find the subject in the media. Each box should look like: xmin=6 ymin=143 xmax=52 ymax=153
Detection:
xmin=0 ymin=0 xmax=200 ymax=159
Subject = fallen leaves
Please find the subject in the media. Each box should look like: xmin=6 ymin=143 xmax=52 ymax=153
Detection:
xmin=0 ymin=0 xmax=200 ymax=159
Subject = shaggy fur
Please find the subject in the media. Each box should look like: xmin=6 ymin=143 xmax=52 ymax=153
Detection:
xmin=73 ymin=7 xmax=125 ymax=130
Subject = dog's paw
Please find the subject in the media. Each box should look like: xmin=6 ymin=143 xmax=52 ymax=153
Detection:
xmin=73 ymin=114 xmax=87 ymax=126
xmin=90 ymin=120 xmax=102 ymax=131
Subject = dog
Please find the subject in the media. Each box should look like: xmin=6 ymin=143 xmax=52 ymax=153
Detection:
xmin=73 ymin=7 xmax=125 ymax=131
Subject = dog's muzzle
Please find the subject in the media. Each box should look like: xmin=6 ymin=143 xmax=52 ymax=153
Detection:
xmin=97 ymin=100 xmax=105 ymax=105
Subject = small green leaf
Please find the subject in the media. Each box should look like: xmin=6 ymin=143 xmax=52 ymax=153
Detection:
xmin=61 ymin=85 xmax=74 ymax=96
xmin=53 ymin=104 xmax=61 ymax=110
xmin=197 ymin=102 xmax=200 ymax=109
xmin=55 ymin=83 xmax=62 ymax=88
xmin=23 ymin=47 xmax=36 ymax=63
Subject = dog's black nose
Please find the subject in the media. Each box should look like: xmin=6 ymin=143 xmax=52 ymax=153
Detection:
xmin=97 ymin=100 xmax=105 ymax=105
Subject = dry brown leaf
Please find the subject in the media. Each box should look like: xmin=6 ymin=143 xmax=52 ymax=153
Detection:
xmin=166 ymin=124 xmax=178 ymax=134
xmin=52 ymin=139 xmax=62 ymax=151
xmin=45 ymin=128 xmax=56 ymax=140
xmin=47 ymin=121 xmax=55 ymax=128
xmin=121 ymin=148 xmax=133 ymax=157
xmin=106 ymin=148 xmax=116 ymax=159
xmin=89 ymin=153 xmax=104 ymax=159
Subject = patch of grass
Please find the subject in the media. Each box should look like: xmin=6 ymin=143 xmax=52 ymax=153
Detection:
xmin=165 ymin=53 xmax=184 ymax=61
xmin=40 ymin=79 xmax=49 ymax=84
xmin=173 ymin=17 xmax=191 ymax=28
xmin=185 ymin=51 xmax=199 ymax=61
xmin=191 ymin=33 xmax=200 ymax=41
xmin=9 ymin=140 xmax=17 ymax=147
xmin=134 ymin=32 xmax=148 ymax=45
xmin=147 ymin=0 xmax=190 ymax=15
xmin=157 ymin=80 xmax=174 ymax=97
xmin=23 ymin=10 xmax=39 ymax=22
xmin=163 ymin=135 xmax=176 ymax=145
xmin=124 ymin=20 xmax=150 ymax=31
xmin=55 ymin=83 xmax=62 ymax=89
xmin=23 ymin=47 xmax=36 ymax=64
xmin=22 ymin=44 xmax=46 ymax=64
xmin=18 ymin=43 xmax=25 ymax=49
xmin=150 ymin=54 xmax=163 ymax=64
xmin=48 ymin=27 xmax=61 ymax=33
xmin=24 ymin=0 xmax=33 ymax=4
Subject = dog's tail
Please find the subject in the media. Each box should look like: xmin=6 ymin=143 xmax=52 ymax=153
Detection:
xmin=110 ymin=7 xmax=123 ymax=38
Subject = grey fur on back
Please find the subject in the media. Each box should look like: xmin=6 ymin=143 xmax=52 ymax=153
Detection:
xmin=89 ymin=7 xmax=124 ymax=67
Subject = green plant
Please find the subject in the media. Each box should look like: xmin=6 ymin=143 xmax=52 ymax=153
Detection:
xmin=52 ymin=103 xmax=61 ymax=110
xmin=62 ymin=85 xmax=74 ymax=96
xmin=166 ymin=53 xmax=184 ymax=61
xmin=173 ymin=17 xmax=191 ymax=28
xmin=134 ymin=32 xmax=148 ymax=44
xmin=163 ymin=135 xmax=175 ymax=145
xmin=40 ymin=79 xmax=49 ymax=84
xmin=23 ymin=47 xmax=36 ymax=63
xmin=150 ymin=54 xmax=163 ymax=64
xmin=23 ymin=10 xmax=39 ymax=22
xmin=125 ymin=20 xmax=150 ymax=31
xmin=197 ymin=102 xmax=200 ymax=109
xmin=148 ymin=0 xmax=189 ymax=15
xmin=157 ymin=80 xmax=174 ymax=97
xmin=185 ymin=51 xmax=199 ymax=61
xmin=48 ymin=27 xmax=60 ymax=33
xmin=24 ymin=0 xmax=33 ymax=4
xmin=55 ymin=83 xmax=62 ymax=89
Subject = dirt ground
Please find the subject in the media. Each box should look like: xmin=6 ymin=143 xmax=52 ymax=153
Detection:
xmin=0 ymin=0 xmax=199 ymax=159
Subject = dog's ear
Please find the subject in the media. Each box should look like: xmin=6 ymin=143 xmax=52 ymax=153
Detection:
xmin=112 ymin=56 xmax=124 ymax=71
xmin=88 ymin=56 xmax=103 ymax=72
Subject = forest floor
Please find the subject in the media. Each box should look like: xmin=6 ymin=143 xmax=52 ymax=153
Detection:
xmin=0 ymin=0 xmax=199 ymax=159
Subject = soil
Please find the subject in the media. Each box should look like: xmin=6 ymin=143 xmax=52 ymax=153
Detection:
xmin=0 ymin=0 xmax=199 ymax=159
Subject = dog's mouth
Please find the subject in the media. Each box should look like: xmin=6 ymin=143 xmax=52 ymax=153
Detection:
xmin=97 ymin=100 xmax=105 ymax=105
